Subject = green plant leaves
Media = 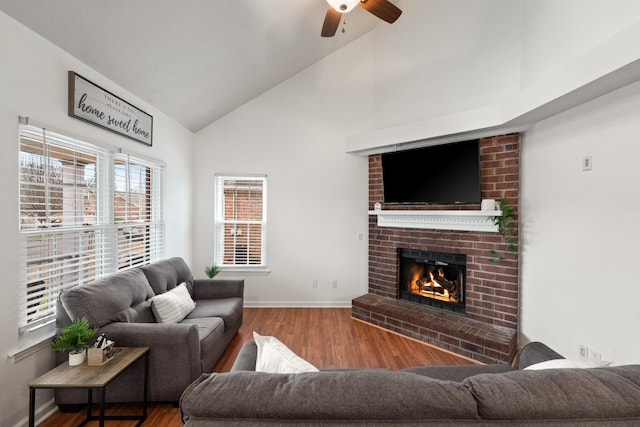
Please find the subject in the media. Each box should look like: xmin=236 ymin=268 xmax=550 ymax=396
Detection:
xmin=489 ymin=197 xmax=517 ymax=265
xmin=204 ymin=264 xmax=220 ymax=279
xmin=51 ymin=317 xmax=98 ymax=352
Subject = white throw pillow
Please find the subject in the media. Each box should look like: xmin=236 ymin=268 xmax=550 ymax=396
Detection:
xmin=150 ymin=283 xmax=196 ymax=323
xmin=253 ymin=331 xmax=319 ymax=374
xmin=524 ymin=358 xmax=612 ymax=370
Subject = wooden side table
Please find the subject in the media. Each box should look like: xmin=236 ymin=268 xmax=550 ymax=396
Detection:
xmin=28 ymin=346 xmax=149 ymax=427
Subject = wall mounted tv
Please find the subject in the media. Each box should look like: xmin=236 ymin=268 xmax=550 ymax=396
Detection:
xmin=381 ymin=139 xmax=481 ymax=204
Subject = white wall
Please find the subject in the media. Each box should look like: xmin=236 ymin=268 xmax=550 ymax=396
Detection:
xmin=520 ymin=80 xmax=640 ymax=365
xmin=520 ymin=0 xmax=640 ymax=88
xmin=371 ymin=0 xmax=522 ymax=130
xmin=0 ymin=12 xmax=193 ymax=427
xmin=192 ymin=35 xmax=372 ymax=306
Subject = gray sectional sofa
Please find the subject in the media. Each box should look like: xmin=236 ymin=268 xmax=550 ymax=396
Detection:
xmin=54 ymin=257 xmax=243 ymax=409
xmin=180 ymin=341 xmax=640 ymax=426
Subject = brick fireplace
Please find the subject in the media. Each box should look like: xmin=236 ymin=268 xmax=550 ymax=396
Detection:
xmin=352 ymin=134 xmax=520 ymax=364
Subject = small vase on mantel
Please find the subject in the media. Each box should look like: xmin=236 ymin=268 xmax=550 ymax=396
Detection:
xmin=68 ymin=349 xmax=86 ymax=366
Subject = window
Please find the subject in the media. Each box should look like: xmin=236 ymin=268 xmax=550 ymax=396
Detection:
xmin=18 ymin=125 xmax=164 ymax=336
xmin=214 ymin=175 xmax=267 ymax=268
xmin=113 ymin=154 xmax=164 ymax=270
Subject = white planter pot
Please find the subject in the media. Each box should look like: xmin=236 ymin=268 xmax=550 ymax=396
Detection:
xmin=69 ymin=349 xmax=86 ymax=366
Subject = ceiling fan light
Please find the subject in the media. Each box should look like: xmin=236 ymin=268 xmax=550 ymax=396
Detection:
xmin=326 ymin=0 xmax=360 ymax=13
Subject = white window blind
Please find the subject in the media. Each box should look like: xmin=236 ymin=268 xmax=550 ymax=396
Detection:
xmin=18 ymin=125 xmax=164 ymax=336
xmin=113 ymin=153 xmax=165 ymax=270
xmin=214 ymin=175 xmax=267 ymax=267
xmin=18 ymin=127 xmax=110 ymax=334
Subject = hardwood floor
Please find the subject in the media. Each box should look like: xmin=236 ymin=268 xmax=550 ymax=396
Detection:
xmin=37 ymin=308 xmax=473 ymax=426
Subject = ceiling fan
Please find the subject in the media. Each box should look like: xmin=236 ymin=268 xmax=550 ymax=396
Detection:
xmin=321 ymin=0 xmax=402 ymax=37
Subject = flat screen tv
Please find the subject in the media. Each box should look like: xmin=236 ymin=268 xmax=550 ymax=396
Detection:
xmin=381 ymin=139 xmax=481 ymax=204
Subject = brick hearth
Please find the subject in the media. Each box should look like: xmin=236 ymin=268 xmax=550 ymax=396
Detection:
xmin=353 ymin=294 xmax=516 ymax=364
xmin=352 ymin=134 xmax=520 ymax=364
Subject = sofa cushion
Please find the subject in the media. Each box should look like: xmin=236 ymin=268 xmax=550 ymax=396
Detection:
xmin=113 ymin=300 xmax=155 ymax=323
xmin=60 ymin=268 xmax=154 ymax=328
xmin=181 ymin=317 xmax=225 ymax=341
xmin=402 ymin=364 xmax=515 ymax=382
xmin=186 ymin=297 xmax=242 ymax=330
xmin=463 ymin=365 xmax=640 ymax=420
xmin=150 ymin=283 xmax=196 ymax=323
xmin=180 ymin=370 xmax=479 ymax=423
xmin=253 ymin=331 xmax=319 ymax=374
xmin=141 ymin=257 xmax=194 ymax=295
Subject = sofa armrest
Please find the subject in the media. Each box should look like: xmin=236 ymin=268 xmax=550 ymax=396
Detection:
xmin=100 ymin=322 xmax=202 ymax=380
xmin=517 ymin=341 xmax=565 ymax=369
xmin=231 ymin=341 xmax=258 ymax=371
xmin=192 ymin=278 xmax=244 ymax=300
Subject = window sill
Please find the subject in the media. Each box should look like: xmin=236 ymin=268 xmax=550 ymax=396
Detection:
xmin=218 ymin=267 xmax=271 ymax=277
xmin=7 ymin=333 xmax=54 ymax=363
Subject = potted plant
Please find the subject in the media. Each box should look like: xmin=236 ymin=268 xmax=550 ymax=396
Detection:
xmin=204 ymin=264 xmax=220 ymax=279
xmin=51 ymin=317 xmax=98 ymax=366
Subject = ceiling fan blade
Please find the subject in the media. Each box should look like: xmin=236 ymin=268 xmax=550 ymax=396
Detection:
xmin=359 ymin=0 xmax=402 ymax=24
xmin=321 ymin=6 xmax=342 ymax=37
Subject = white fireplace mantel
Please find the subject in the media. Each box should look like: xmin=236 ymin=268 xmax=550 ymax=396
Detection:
xmin=368 ymin=209 xmax=502 ymax=232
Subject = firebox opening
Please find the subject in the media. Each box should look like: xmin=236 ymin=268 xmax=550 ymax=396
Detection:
xmin=398 ymin=248 xmax=466 ymax=313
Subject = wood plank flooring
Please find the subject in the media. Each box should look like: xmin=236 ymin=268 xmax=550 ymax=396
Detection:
xmin=36 ymin=308 xmax=474 ymax=426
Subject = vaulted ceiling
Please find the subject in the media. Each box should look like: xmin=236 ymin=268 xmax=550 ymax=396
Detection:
xmin=0 ymin=0 xmax=387 ymax=132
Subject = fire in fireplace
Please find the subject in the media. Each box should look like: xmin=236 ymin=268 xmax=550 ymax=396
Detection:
xmin=398 ymin=248 xmax=466 ymax=313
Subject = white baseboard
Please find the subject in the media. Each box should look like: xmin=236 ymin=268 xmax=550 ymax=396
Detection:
xmin=243 ymin=301 xmax=353 ymax=308
xmin=15 ymin=398 xmax=57 ymax=427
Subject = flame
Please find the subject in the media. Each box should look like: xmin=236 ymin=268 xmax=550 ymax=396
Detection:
xmin=409 ymin=264 xmax=421 ymax=292
xmin=406 ymin=262 xmax=458 ymax=303
xmin=415 ymin=268 xmax=450 ymax=298
xmin=426 ymin=271 xmax=443 ymax=289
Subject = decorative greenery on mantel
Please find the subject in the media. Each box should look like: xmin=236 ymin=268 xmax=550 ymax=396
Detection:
xmin=489 ymin=197 xmax=517 ymax=264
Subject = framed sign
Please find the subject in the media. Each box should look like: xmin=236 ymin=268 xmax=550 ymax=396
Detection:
xmin=68 ymin=71 xmax=153 ymax=146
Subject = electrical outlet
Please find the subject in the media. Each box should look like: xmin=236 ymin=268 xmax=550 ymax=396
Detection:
xmin=579 ymin=344 xmax=589 ymax=360
xmin=582 ymin=155 xmax=593 ymax=171
xmin=331 ymin=279 xmax=338 ymax=288
xmin=589 ymin=349 xmax=602 ymax=361
xmin=312 ymin=280 xmax=318 ymax=289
